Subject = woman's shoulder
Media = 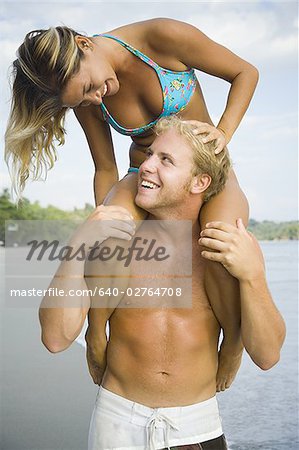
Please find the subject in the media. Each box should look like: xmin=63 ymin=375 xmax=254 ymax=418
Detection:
xmin=108 ymin=18 xmax=191 ymax=44
xmin=108 ymin=17 xmax=178 ymax=34
xmin=107 ymin=18 xmax=196 ymax=57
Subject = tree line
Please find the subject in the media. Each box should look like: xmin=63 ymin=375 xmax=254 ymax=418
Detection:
xmin=0 ymin=188 xmax=298 ymax=244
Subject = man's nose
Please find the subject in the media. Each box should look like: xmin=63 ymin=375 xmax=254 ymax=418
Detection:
xmin=140 ymin=155 xmax=158 ymax=173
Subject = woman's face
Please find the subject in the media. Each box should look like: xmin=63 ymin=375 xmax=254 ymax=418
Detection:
xmin=61 ymin=45 xmax=119 ymax=108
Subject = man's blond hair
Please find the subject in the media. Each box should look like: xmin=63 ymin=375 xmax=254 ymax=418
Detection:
xmin=154 ymin=116 xmax=232 ymax=202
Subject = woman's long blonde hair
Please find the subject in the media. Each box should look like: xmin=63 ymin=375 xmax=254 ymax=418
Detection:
xmin=5 ymin=26 xmax=85 ymax=200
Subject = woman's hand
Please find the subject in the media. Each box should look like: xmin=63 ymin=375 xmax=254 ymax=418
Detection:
xmin=182 ymin=120 xmax=227 ymax=154
xmin=199 ymin=218 xmax=265 ymax=281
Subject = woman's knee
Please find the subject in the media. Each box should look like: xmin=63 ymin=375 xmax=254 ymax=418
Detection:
xmin=103 ymin=173 xmax=147 ymax=221
xmin=200 ymin=173 xmax=249 ymax=228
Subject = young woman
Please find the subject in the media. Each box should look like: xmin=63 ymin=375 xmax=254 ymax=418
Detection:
xmin=5 ymin=18 xmax=259 ymax=391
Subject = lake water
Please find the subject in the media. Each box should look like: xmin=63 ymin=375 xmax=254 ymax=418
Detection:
xmin=218 ymin=241 xmax=298 ymax=450
xmin=1 ymin=241 xmax=298 ymax=449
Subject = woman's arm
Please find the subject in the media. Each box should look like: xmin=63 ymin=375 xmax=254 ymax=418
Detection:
xmin=148 ymin=18 xmax=259 ymax=144
xmin=74 ymin=105 xmax=119 ymax=205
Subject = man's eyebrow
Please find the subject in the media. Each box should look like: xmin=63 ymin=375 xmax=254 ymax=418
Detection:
xmin=146 ymin=147 xmax=175 ymax=160
xmin=160 ymin=151 xmax=175 ymax=160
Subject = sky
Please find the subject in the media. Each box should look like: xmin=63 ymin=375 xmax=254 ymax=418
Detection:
xmin=1 ymin=1 xmax=298 ymax=221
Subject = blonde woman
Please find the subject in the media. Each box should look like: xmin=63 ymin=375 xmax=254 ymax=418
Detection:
xmin=5 ymin=18 xmax=259 ymax=391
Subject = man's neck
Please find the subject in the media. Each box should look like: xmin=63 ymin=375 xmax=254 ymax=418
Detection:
xmin=148 ymin=198 xmax=202 ymax=220
xmin=147 ymin=204 xmax=202 ymax=241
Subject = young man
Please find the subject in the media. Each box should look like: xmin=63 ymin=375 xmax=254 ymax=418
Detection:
xmin=85 ymin=116 xmax=242 ymax=394
xmin=39 ymin=117 xmax=285 ymax=450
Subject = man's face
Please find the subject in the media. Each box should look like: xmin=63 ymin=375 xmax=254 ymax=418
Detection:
xmin=135 ymin=128 xmax=196 ymax=214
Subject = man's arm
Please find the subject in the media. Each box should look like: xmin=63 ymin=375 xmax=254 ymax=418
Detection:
xmin=39 ymin=205 xmax=135 ymax=353
xmin=199 ymin=218 xmax=286 ymax=370
xmin=39 ymin=256 xmax=90 ymax=353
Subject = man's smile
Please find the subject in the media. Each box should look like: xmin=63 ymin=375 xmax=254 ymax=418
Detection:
xmin=138 ymin=177 xmax=161 ymax=192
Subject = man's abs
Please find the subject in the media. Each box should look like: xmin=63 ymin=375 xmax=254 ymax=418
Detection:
xmin=102 ymin=306 xmax=220 ymax=408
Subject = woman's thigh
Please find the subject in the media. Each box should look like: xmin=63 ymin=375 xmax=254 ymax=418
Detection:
xmin=200 ymin=169 xmax=249 ymax=227
xmin=103 ymin=172 xmax=148 ymax=221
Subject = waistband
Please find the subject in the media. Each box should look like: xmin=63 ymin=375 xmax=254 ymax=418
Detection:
xmin=96 ymin=387 xmax=222 ymax=450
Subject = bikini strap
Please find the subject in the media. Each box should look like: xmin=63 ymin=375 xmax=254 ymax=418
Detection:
xmin=95 ymin=33 xmax=161 ymax=70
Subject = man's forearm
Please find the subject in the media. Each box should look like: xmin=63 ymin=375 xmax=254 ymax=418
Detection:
xmin=39 ymin=287 xmax=90 ymax=353
xmin=240 ymin=275 xmax=286 ymax=369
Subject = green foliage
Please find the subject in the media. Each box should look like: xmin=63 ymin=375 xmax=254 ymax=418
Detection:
xmin=0 ymin=189 xmax=94 ymax=244
xmin=0 ymin=189 xmax=298 ymax=243
xmin=248 ymin=218 xmax=299 ymax=241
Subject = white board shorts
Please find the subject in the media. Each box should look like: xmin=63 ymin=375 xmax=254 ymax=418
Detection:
xmin=88 ymin=386 xmax=223 ymax=450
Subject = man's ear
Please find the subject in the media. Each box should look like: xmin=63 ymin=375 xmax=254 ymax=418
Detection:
xmin=190 ymin=174 xmax=211 ymax=194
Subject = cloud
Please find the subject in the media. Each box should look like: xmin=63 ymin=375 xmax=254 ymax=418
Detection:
xmin=1 ymin=2 xmax=297 ymax=69
xmin=185 ymin=2 xmax=297 ymax=66
xmin=240 ymin=112 xmax=298 ymax=140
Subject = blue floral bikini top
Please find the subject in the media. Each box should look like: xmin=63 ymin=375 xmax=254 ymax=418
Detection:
xmin=94 ymin=33 xmax=197 ymax=137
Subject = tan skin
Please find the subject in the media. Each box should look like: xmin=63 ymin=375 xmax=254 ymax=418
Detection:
xmin=85 ymin=232 xmax=220 ymax=407
xmin=39 ymin=131 xmax=284 ymax=420
xmin=82 ymin=129 xmax=284 ymax=411
xmin=84 ymin=131 xmax=221 ymax=406
xmin=62 ymin=18 xmax=259 ymax=391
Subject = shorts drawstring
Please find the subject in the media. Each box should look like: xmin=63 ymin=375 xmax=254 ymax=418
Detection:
xmin=146 ymin=411 xmax=180 ymax=450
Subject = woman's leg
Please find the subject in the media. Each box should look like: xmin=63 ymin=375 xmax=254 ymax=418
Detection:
xmin=86 ymin=173 xmax=146 ymax=383
xmin=200 ymin=169 xmax=249 ymax=391
xmin=103 ymin=172 xmax=147 ymax=220
xmin=85 ymin=251 xmax=131 ymax=385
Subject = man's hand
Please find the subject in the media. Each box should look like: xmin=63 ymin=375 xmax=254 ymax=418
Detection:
xmin=71 ymin=205 xmax=136 ymax=249
xmin=199 ymin=218 xmax=265 ymax=281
